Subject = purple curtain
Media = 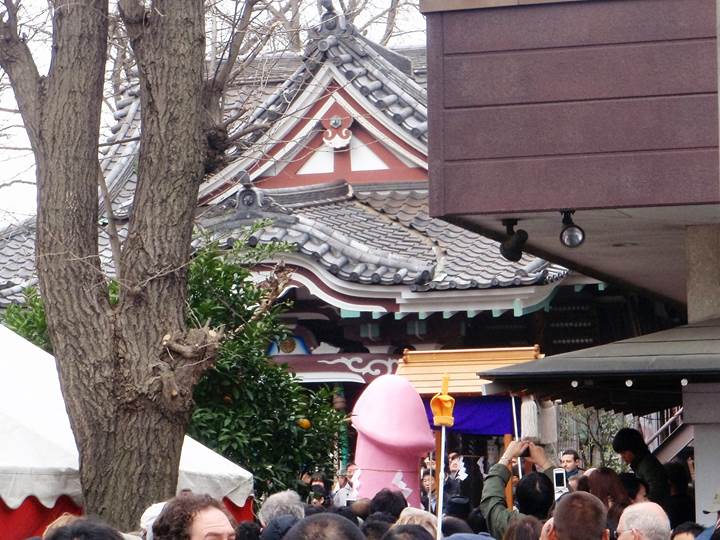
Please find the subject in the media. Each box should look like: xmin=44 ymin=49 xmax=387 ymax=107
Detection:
xmin=423 ymin=396 xmax=516 ymax=435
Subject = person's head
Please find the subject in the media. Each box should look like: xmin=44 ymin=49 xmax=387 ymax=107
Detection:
xmin=284 ymin=512 xmax=364 ymax=540
xmin=617 ymin=502 xmax=671 ymax=540
xmin=516 ymin=472 xmax=554 ymax=520
xmin=394 ymin=507 xmax=438 ymax=538
xmin=310 ymin=486 xmax=327 ymax=508
xmin=350 ymin=498 xmax=371 ymax=520
xmin=422 ymin=470 xmax=436 ymax=493
xmin=370 ymin=488 xmax=407 ymax=519
xmin=362 ymin=516 xmax=392 ymax=540
xmin=140 ymin=502 xmax=168 ymax=540
xmin=338 ymin=463 xmax=358 ymax=488
xmin=503 ymin=516 xmax=542 ymax=540
xmin=612 ymin=429 xmax=649 ymax=465
xmin=618 ymin=474 xmax=649 ymax=504
xmin=360 ymin=518 xmax=392 ymax=540
xmin=561 ymin=451 xmax=581 ymax=474
xmin=382 ymin=524 xmax=435 ymax=540
xmin=304 ymin=504 xmax=326 ymax=517
xmin=235 ymin=521 xmax=261 ymax=540
xmin=671 ymin=522 xmax=705 ymax=540
xmin=446 ymin=496 xmax=471 ymax=521
xmin=551 ymin=491 xmax=608 ymax=540
xmin=43 ymin=513 xmax=83 ymax=539
xmin=577 ymin=468 xmax=631 ymax=511
xmin=442 ymin=516 xmax=473 ymax=537
xmin=664 ymin=462 xmax=690 ymax=496
xmin=260 ymin=515 xmax=300 ymax=540
xmin=44 ymin=519 xmax=123 ymax=540
xmin=258 ymin=490 xmax=305 ymax=527
xmin=153 ymin=494 xmax=235 ymax=540
xmin=330 ymin=505 xmax=360 ymax=526
xmin=449 ymin=453 xmax=462 ymax=474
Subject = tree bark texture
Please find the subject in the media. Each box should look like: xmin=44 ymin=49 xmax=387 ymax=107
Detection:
xmin=2 ymin=0 xmax=218 ymax=529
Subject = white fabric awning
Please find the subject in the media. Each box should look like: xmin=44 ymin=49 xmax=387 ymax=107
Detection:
xmin=0 ymin=324 xmax=253 ymax=509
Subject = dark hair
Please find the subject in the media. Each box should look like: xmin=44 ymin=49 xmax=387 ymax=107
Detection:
xmin=153 ymin=493 xmax=231 ymax=540
xmin=370 ymin=489 xmax=408 ymax=520
xmin=515 ymin=472 xmax=554 ymax=520
xmin=618 ymin=473 xmax=649 ymax=501
xmin=442 ymin=516 xmax=473 ymax=536
xmin=672 ymin=522 xmax=705 ymax=540
xmin=503 ymin=515 xmax=542 ymax=540
xmin=304 ymin=504 xmax=327 ymax=516
xmin=553 ymin=491 xmax=607 ymax=540
xmin=236 ymin=520 xmax=261 ymax=540
xmin=612 ymin=428 xmax=648 ymax=455
xmin=45 ymin=519 xmax=123 ymax=540
xmin=467 ymin=506 xmax=488 ymax=534
xmin=382 ymin=524 xmax=435 ymax=540
xmin=665 ymin=462 xmax=690 ymax=495
xmin=331 ymin=505 xmax=361 ymax=527
xmin=260 ymin=515 xmax=301 ymax=540
xmin=284 ymin=512 xmax=365 ymax=540
xmin=562 ymin=450 xmax=580 ymax=461
xmin=363 ymin=519 xmax=392 ymax=540
xmin=367 ymin=512 xmax=399 ymax=525
xmin=446 ymin=495 xmax=471 ymax=520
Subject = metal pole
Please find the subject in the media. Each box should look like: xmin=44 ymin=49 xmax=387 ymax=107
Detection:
xmin=436 ymin=425 xmax=447 ymax=540
xmin=511 ymin=395 xmax=523 ymax=479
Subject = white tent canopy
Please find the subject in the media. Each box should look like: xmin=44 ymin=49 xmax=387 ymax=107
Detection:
xmin=0 ymin=324 xmax=253 ymax=509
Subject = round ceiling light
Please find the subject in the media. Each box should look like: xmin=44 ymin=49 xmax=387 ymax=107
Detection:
xmin=560 ymin=210 xmax=585 ymax=248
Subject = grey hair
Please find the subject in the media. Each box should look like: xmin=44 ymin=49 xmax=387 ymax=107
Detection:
xmin=620 ymin=503 xmax=671 ymax=540
xmin=258 ymin=490 xmax=305 ymax=526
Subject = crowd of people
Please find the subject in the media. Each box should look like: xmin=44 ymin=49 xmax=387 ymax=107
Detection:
xmin=30 ymin=428 xmax=709 ymax=540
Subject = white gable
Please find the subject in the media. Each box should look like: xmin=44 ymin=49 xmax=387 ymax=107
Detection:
xmin=350 ymin=136 xmax=389 ymax=171
xmin=298 ymin=146 xmax=335 ymax=174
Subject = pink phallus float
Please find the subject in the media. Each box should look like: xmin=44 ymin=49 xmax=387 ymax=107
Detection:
xmin=351 ymin=374 xmax=435 ymax=507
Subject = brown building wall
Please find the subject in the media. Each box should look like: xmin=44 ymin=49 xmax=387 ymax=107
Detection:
xmin=427 ymin=0 xmax=720 ymax=217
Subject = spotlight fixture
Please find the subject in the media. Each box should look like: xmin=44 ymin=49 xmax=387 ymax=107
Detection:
xmin=560 ymin=210 xmax=585 ymax=248
xmin=499 ymin=219 xmax=528 ymax=262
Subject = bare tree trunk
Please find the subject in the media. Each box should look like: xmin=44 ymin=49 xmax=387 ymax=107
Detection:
xmin=2 ymin=0 xmax=219 ymax=529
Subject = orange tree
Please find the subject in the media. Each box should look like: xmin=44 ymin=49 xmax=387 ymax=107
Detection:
xmin=4 ymin=239 xmax=345 ymax=499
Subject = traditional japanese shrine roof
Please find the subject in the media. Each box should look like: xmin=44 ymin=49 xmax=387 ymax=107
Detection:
xmin=0 ymin=4 xmax=574 ymax=313
xmin=199 ymin=181 xmax=567 ymax=292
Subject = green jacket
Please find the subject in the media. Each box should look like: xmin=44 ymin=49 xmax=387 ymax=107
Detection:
xmin=632 ymin=451 xmax=669 ymax=505
xmin=480 ymin=464 xmax=554 ymax=540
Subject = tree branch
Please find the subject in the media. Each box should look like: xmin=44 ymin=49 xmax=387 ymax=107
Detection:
xmin=210 ymin=0 xmax=260 ymax=93
xmin=226 ymin=121 xmax=271 ymax=143
xmin=0 ymin=0 xmax=44 ymax=141
xmin=379 ymin=0 xmax=400 ymax=46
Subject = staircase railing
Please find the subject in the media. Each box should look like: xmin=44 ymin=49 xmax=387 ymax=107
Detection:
xmin=645 ymin=407 xmax=684 ymax=452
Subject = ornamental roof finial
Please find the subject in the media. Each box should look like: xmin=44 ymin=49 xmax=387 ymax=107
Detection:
xmin=318 ymin=0 xmax=344 ymax=34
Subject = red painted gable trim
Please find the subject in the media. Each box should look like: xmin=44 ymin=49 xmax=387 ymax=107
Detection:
xmin=200 ymin=82 xmax=427 ymax=203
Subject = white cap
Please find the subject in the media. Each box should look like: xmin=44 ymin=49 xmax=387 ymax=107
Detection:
xmin=139 ymin=501 xmax=167 ymax=540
